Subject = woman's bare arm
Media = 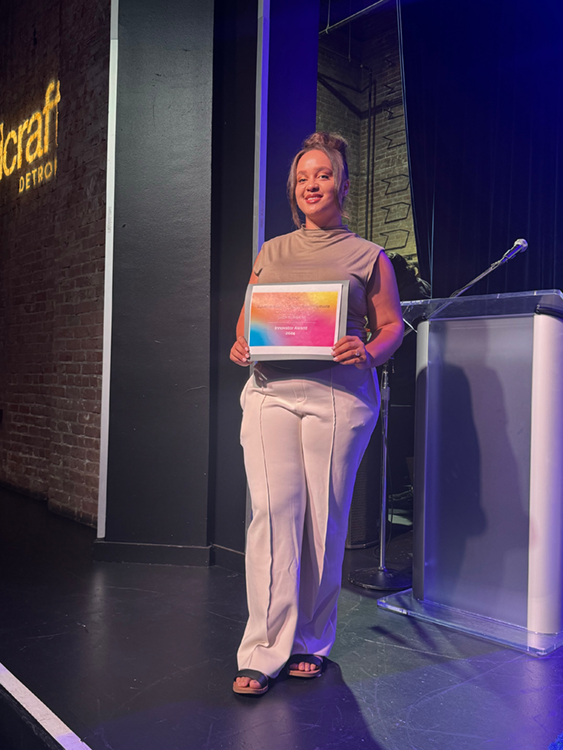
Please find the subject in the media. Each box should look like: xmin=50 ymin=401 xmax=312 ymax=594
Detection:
xmin=332 ymin=252 xmax=403 ymax=368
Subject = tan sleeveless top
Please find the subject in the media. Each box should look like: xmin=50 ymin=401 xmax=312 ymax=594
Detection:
xmin=254 ymin=226 xmax=383 ymax=343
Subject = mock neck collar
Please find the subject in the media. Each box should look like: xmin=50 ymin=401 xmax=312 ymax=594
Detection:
xmin=297 ymin=225 xmax=352 ymax=242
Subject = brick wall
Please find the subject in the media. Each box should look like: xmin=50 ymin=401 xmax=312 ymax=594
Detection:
xmin=317 ymin=4 xmax=419 ymax=265
xmin=317 ymin=40 xmax=363 ymax=232
xmin=0 ymin=0 xmax=110 ymax=525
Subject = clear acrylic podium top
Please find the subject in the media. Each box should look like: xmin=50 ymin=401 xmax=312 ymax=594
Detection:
xmin=401 ymin=288 xmax=563 ymax=325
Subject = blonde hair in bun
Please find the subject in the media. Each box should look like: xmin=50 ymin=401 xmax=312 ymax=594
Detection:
xmin=287 ymin=131 xmax=350 ymax=228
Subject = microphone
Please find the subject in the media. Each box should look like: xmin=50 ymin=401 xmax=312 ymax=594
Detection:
xmin=501 ymin=238 xmax=528 ymax=263
xmin=448 ymin=238 xmax=529 ymax=299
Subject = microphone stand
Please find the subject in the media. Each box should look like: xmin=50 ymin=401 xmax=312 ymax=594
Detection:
xmin=350 ymin=359 xmax=412 ymax=591
xmin=349 ymin=239 xmax=528 ymax=592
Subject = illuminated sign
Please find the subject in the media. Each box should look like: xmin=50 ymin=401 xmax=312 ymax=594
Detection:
xmin=0 ymin=80 xmax=60 ymax=195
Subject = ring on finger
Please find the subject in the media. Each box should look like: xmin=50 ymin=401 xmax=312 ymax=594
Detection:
xmin=355 ymin=350 xmax=360 ymax=358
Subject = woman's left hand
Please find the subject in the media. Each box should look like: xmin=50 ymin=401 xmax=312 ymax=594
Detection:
xmin=332 ymin=336 xmax=372 ymax=369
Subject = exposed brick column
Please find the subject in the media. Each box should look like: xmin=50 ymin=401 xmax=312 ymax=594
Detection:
xmin=0 ymin=0 xmax=110 ymax=525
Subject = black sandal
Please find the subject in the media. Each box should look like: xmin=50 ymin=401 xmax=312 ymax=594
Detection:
xmin=287 ymin=654 xmax=323 ymax=678
xmin=233 ymin=669 xmax=269 ymax=695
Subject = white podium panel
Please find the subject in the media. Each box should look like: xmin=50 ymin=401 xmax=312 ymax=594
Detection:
xmin=379 ymin=290 xmax=563 ymax=656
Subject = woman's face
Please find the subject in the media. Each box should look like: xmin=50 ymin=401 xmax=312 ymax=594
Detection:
xmin=295 ymin=149 xmax=347 ymax=229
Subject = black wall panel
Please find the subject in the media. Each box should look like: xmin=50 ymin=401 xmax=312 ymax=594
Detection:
xmin=210 ymin=0 xmax=258 ymax=558
xmin=103 ymin=0 xmax=214 ymax=552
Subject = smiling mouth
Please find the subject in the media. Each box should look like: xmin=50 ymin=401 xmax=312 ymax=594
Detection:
xmin=305 ymin=195 xmax=322 ymax=203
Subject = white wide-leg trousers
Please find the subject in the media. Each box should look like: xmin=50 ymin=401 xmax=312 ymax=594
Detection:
xmin=237 ymin=365 xmax=380 ymax=678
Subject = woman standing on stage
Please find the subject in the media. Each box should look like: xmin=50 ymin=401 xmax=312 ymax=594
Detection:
xmin=230 ymin=132 xmax=403 ymax=695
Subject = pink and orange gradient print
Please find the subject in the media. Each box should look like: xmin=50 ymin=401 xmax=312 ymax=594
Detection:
xmin=248 ymin=290 xmax=339 ymax=347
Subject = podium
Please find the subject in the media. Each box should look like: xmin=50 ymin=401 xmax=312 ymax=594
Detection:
xmin=378 ymin=290 xmax=563 ymax=655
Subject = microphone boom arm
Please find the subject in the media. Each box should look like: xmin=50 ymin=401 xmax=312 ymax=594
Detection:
xmin=407 ymin=239 xmax=528 ymax=332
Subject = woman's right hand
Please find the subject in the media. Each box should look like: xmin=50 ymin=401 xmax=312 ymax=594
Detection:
xmin=230 ymin=335 xmax=251 ymax=366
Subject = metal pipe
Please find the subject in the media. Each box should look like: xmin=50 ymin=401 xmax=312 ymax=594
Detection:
xmin=364 ymin=69 xmax=372 ymax=238
xmin=369 ymin=76 xmax=377 ymax=241
xmin=319 ymin=0 xmax=390 ymax=36
xmin=378 ymin=361 xmax=390 ymax=570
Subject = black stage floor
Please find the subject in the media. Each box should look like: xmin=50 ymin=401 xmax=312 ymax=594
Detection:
xmin=0 ymin=486 xmax=562 ymax=750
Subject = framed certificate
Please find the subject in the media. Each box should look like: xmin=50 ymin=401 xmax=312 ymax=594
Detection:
xmin=244 ymin=281 xmax=350 ymax=361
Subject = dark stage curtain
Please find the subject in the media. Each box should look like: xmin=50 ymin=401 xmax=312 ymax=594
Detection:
xmin=398 ymin=0 xmax=563 ymax=298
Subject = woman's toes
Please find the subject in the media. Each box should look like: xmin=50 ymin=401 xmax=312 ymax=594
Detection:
xmin=289 ymin=660 xmax=318 ymax=673
xmin=235 ymin=676 xmax=261 ymax=689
